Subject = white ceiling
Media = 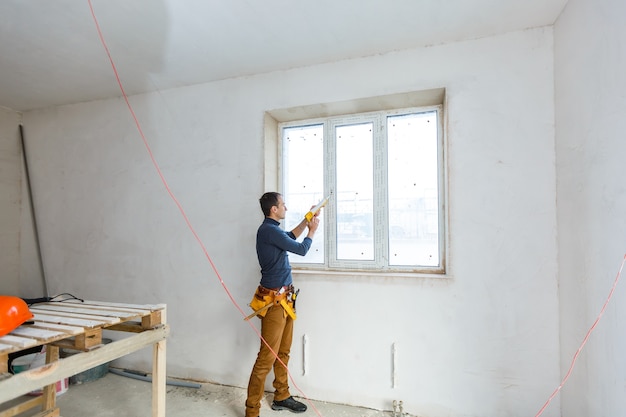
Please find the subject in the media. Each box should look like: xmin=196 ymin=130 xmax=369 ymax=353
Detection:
xmin=0 ymin=0 xmax=568 ymax=112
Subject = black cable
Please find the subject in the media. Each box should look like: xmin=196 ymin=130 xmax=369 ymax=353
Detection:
xmin=23 ymin=293 xmax=84 ymax=306
xmin=49 ymin=293 xmax=84 ymax=303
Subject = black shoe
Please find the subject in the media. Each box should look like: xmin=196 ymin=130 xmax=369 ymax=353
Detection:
xmin=271 ymin=396 xmax=307 ymax=413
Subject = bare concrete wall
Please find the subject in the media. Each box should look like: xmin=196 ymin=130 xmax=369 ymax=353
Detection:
xmin=555 ymin=0 xmax=626 ymax=415
xmin=0 ymin=108 xmax=21 ymax=295
xmin=20 ymin=27 xmax=559 ymax=416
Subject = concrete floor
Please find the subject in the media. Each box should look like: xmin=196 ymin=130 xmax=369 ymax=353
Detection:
xmin=6 ymin=371 xmax=398 ymax=417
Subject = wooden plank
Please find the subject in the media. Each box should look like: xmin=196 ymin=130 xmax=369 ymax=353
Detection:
xmin=28 ymin=322 xmax=84 ymax=335
xmin=152 ymin=339 xmax=166 ymax=417
xmin=0 ymin=335 xmax=41 ymax=355
xmin=0 ymin=335 xmax=38 ymax=348
xmin=30 ymin=408 xmax=59 ymax=417
xmin=106 ymin=322 xmax=144 ymax=333
xmin=29 ymin=309 xmax=121 ymax=325
xmin=152 ymin=307 xmax=166 ymax=417
xmin=30 ymin=305 xmax=139 ymax=319
xmin=0 ymin=395 xmax=43 ymax=417
xmin=9 ymin=328 xmax=66 ymax=343
xmin=0 ymin=325 xmax=169 ymax=401
xmin=52 ymin=302 xmax=153 ymax=315
xmin=63 ymin=299 xmax=166 ymax=311
xmin=31 ymin=310 xmax=112 ymax=328
xmin=42 ymin=346 xmax=59 ymax=411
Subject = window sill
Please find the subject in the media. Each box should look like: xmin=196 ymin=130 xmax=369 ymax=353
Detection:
xmin=292 ymin=267 xmax=450 ymax=281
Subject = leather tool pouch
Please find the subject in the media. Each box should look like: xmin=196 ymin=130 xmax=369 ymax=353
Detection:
xmin=249 ymin=285 xmax=297 ymax=319
xmin=249 ymin=287 xmax=273 ymax=318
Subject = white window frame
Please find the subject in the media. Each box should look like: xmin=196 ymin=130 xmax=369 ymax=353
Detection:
xmin=265 ymin=89 xmax=448 ymax=275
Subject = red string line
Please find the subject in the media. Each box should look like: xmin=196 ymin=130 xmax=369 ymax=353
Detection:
xmin=86 ymin=1 xmax=321 ymax=415
xmin=534 ymin=254 xmax=626 ymax=417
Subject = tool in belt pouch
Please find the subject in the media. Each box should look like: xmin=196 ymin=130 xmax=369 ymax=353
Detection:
xmin=245 ymin=285 xmax=298 ymax=321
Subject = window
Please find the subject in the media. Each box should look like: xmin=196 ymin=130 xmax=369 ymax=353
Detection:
xmin=266 ymin=89 xmax=446 ymax=274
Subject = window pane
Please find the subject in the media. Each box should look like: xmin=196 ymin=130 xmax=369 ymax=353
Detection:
xmin=282 ymin=125 xmax=325 ymax=264
xmin=387 ymin=112 xmax=439 ymax=266
xmin=336 ymin=123 xmax=374 ymax=261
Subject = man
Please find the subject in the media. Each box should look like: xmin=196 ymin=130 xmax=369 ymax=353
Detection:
xmin=245 ymin=192 xmax=320 ymax=417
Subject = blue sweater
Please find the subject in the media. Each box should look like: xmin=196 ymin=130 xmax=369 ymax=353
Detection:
xmin=256 ymin=218 xmax=312 ymax=289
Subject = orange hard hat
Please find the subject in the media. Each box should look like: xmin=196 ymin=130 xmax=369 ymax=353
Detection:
xmin=0 ymin=296 xmax=34 ymax=337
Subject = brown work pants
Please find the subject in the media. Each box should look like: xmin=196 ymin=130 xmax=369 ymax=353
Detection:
xmin=245 ymin=303 xmax=294 ymax=417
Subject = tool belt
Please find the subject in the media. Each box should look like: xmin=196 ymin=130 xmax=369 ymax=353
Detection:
xmin=247 ymin=284 xmax=298 ymax=320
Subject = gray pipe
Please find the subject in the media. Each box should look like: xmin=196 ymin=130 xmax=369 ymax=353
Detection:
xmin=19 ymin=124 xmax=49 ymax=298
xmin=108 ymin=368 xmax=201 ymax=389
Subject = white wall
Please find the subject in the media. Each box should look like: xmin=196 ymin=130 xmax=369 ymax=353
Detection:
xmin=555 ymin=0 xmax=626 ymax=415
xmin=0 ymin=108 xmax=21 ymax=295
xmin=21 ymin=27 xmax=559 ymax=416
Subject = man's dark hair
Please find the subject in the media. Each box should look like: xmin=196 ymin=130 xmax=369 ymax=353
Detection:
xmin=259 ymin=192 xmax=282 ymax=217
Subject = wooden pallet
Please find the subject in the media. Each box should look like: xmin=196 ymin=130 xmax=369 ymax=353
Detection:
xmin=0 ymin=300 xmax=168 ymax=417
